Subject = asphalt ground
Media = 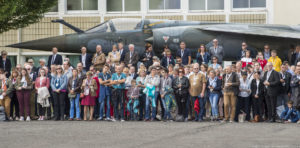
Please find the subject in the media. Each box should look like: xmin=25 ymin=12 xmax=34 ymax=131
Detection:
xmin=0 ymin=121 xmax=299 ymax=148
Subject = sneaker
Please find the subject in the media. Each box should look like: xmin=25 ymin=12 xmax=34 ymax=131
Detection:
xmin=19 ymin=116 xmax=24 ymax=121
xmin=97 ymin=117 xmax=103 ymax=121
xmin=9 ymin=117 xmax=13 ymax=121
xmin=229 ymin=120 xmax=234 ymax=123
xmin=184 ymin=118 xmax=188 ymax=122
xmin=38 ymin=116 xmax=42 ymax=121
xmin=26 ymin=116 xmax=31 ymax=122
xmin=111 ymin=118 xmax=116 ymax=122
xmin=121 ymin=119 xmax=125 ymax=122
xmin=15 ymin=117 xmax=19 ymax=121
xmin=40 ymin=116 xmax=44 ymax=121
xmin=105 ymin=118 xmax=111 ymax=121
xmin=297 ymin=121 xmax=300 ymax=124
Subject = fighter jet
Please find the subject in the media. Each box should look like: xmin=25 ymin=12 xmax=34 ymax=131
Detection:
xmin=7 ymin=18 xmax=300 ymax=60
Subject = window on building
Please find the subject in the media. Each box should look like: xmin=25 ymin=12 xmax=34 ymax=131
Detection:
xmin=67 ymin=0 xmax=98 ymax=11
xmin=107 ymin=0 xmax=141 ymax=12
xmin=189 ymin=0 xmax=224 ymax=10
xmin=149 ymin=0 xmax=180 ymax=10
xmin=233 ymin=0 xmax=266 ymax=8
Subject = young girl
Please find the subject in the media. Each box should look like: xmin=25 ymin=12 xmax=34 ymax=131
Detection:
xmin=256 ymin=52 xmax=267 ymax=70
xmin=50 ymin=65 xmax=67 ymax=121
xmin=81 ymin=71 xmax=98 ymax=121
xmin=35 ymin=68 xmax=50 ymax=121
xmin=16 ymin=68 xmax=33 ymax=121
xmin=127 ymin=80 xmax=139 ymax=120
xmin=241 ymin=50 xmax=253 ymax=68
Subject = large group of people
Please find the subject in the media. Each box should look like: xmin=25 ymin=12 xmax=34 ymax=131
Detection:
xmin=0 ymin=39 xmax=300 ymax=123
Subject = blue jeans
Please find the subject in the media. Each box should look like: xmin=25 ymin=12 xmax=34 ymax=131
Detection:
xmin=191 ymin=96 xmax=205 ymax=120
xmin=145 ymin=92 xmax=158 ymax=120
xmin=209 ymin=93 xmax=219 ymax=117
xmin=70 ymin=94 xmax=80 ymax=119
xmin=161 ymin=96 xmax=171 ymax=120
xmin=99 ymin=95 xmax=111 ymax=119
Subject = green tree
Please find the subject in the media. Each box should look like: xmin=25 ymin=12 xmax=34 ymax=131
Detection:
xmin=0 ymin=0 xmax=57 ymax=33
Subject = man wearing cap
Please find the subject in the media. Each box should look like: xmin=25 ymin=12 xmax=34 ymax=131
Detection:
xmin=0 ymin=50 xmax=11 ymax=78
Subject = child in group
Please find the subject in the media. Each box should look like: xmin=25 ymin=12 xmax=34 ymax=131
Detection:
xmin=127 ymin=80 xmax=139 ymax=121
xmin=280 ymin=100 xmax=299 ymax=123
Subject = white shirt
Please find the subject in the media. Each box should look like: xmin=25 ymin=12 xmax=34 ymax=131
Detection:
xmin=239 ymin=78 xmax=251 ymax=97
xmin=81 ymin=53 xmax=86 ymax=67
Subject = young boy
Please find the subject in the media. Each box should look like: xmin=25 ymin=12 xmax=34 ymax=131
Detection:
xmin=127 ymin=80 xmax=139 ymax=121
xmin=280 ymin=100 xmax=299 ymax=123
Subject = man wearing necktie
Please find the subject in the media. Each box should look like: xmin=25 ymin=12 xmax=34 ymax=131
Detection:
xmin=161 ymin=49 xmax=175 ymax=68
xmin=124 ymin=44 xmax=139 ymax=68
xmin=263 ymin=62 xmax=281 ymax=122
xmin=0 ymin=50 xmax=11 ymax=78
xmin=47 ymin=47 xmax=62 ymax=69
xmin=209 ymin=39 xmax=224 ymax=64
xmin=176 ymin=42 xmax=191 ymax=66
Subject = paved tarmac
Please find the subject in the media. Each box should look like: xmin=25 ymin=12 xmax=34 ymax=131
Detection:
xmin=0 ymin=121 xmax=299 ymax=148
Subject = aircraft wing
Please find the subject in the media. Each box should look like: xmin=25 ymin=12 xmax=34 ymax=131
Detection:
xmin=194 ymin=24 xmax=300 ymax=40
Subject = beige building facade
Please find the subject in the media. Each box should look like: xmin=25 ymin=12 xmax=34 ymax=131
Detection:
xmin=0 ymin=0 xmax=299 ymax=67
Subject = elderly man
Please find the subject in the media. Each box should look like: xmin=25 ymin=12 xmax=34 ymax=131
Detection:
xmin=27 ymin=59 xmax=37 ymax=73
xmin=189 ymin=63 xmax=207 ymax=121
xmin=92 ymin=45 xmax=106 ymax=72
xmin=79 ymin=46 xmax=93 ymax=73
xmin=263 ymin=62 xmax=281 ymax=122
xmin=222 ymin=65 xmax=240 ymax=123
xmin=0 ymin=50 xmax=11 ymax=78
xmin=36 ymin=59 xmax=46 ymax=74
xmin=124 ymin=44 xmax=139 ymax=68
xmin=209 ymin=39 xmax=224 ymax=64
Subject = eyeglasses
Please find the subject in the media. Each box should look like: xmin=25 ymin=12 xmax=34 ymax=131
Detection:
xmin=179 ymin=71 xmax=183 ymax=73
xmin=57 ymin=68 xmax=62 ymax=70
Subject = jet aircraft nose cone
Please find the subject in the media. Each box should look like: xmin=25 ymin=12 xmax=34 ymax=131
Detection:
xmin=6 ymin=35 xmax=78 ymax=53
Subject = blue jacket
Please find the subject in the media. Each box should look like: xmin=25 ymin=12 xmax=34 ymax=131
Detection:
xmin=50 ymin=74 xmax=68 ymax=91
xmin=196 ymin=52 xmax=210 ymax=65
xmin=280 ymin=107 xmax=299 ymax=123
xmin=176 ymin=48 xmax=191 ymax=65
xmin=206 ymin=77 xmax=222 ymax=95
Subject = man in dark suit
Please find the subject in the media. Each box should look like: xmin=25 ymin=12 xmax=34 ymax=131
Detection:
xmin=291 ymin=45 xmax=300 ymax=65
xmin=118 ymin=42 xmax=127 ymax=62
xmin=176 ymin=41 xmax=191 ymax=65
xmin=129 ymin=66 xmax=138 ymax=79
xmin=161 ymin=49 xmax=175 ymax=68
xmin=237 ymin=42 xmax=257 ymax=60
xmin=124 ymin=44 xmax=139 ymax=68
xmin=263 ymin=62 xmax=281 ymax=122
xmin=79 ymin=46 xmax=92 ymax=72
xmin=47 ymin=47 xmax=62 ymax=69
xmin=277 ymin=63 xmax=292 ymax=107
xmin=0 ymin=50 xmax=11 ymax=78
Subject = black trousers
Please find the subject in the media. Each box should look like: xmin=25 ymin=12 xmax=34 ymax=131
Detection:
xmin=10 ymin=91 xmax=19 ymax=117
xmin=38 ymin=104 xmax=45 ymax=116
xmin=252 ymin=97 xmax=262 ymax=116
xmin=52 ymin=92 xmax=66 ymax=120
xmin=265 ymin=94 xmax=277 ymax=120
xmin=175 ymin=93 xmax=186 ymax=116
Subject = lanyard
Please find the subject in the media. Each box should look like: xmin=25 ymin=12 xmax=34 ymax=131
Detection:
xmin=225 ymin=73 xmax=232 ymax=83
